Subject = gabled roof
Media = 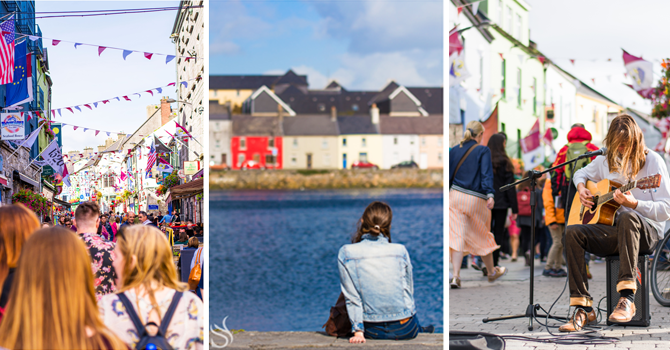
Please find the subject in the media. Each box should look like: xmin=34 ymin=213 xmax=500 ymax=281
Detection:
xmin=389 ymin=86 xmax=429 ymax=116
xmin=337 ymin=116 xmax=379 ymax=135
xmin=231 ymin=115 xmax=281 ymax=136
xmin=250 ymin=86 xmax=297 ymax=116
xmin=369 ymin=81 xmax=400 ymax=105
xmin=379 ymin=115 xmax=444 ymax=135
xmin=283 ymin=115 xmax=339 ymax=136
xmin=407 ymin=87 xmax=443 ymax=114
xmin=274 ymin=69 xmax=307 ymax=86
xmin=325 ymin=80 xmax=344 ymax=91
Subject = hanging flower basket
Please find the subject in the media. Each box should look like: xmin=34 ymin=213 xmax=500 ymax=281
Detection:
xmin=12 ymin=189 xmax=49 ymax=214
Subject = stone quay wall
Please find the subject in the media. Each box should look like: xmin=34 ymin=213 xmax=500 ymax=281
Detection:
xmin=210 ymin=168 xmax=443 ymax=190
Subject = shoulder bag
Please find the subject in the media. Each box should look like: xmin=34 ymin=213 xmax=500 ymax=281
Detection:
xmin=449 ymin=143 xmax=478 ymax=189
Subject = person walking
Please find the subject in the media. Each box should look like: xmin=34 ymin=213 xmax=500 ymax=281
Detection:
xmin=100 ymin=225 xmax=204 ymax=349
xmin=0 ymin=227 xmax=127 ymax=350
xmin=338 ymin=201 xmax=434 ymax=343
xmin=516 ymin=171 xmax=545 ymax=267
xmin=0 ymin=204 xmax=40 ymax=320
xmin=120 ymin=211 xmax=136 ymax=229
xmin=75 ymin=202 xmax=117 ymax=300
xmin=449 ymin=121 xmax=507 ymax=289
xmin=487 ymin=133 xmax=518 ymax=271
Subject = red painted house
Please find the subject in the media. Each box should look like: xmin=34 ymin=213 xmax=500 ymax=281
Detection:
xmin=231 ymin=116 xmax=283 ymax=169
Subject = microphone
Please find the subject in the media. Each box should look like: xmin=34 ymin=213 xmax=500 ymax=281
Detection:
xmin=579 ymin=147 xmax=606 ymax=159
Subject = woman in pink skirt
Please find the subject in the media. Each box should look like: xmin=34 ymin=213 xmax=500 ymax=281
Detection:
xmin=449 ymin=121 xmax=507 ymax=289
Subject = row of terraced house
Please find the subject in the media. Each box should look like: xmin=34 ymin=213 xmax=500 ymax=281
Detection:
xmin=209 ymin=70 xmax=444 ymax=170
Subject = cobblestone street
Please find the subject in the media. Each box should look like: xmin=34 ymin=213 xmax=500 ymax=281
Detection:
xmin=449 ymin=257 xmax=670 ymax=349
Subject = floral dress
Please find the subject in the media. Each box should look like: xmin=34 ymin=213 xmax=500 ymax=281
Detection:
xmin=79 ymin=232 xmax=117 ymax=300
xmin=99 ymin=289 xmax=204 ymax=350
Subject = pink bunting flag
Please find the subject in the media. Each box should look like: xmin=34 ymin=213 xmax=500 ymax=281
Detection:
xmin=167 ymin=82 xmax=175 ymax=86
xmin=123 ymin=96 xmax=131 ymax=101
xmin=84 ymin=104 xmax=92 ymax=110
xmin=146 ymin=90 xmax=154 ymax=96
xmin=51 ymin=110 xmax=55 ymax=117
xmin=144 ymin=52 xmax=153 ymax=60
xmin=98 ymin=46 xmax=107 ymax=56
xmin=95 ymin=130 xmax=100 ymax=136
xmin=26 ymin=113 xmax=31 ymax=121
xmin=570 ymin=59 xmax=575 ymax=65
xmin=67 ymin=107 xmax=73 ymax=113
xmin=73 ymin=126 xmax=78 ymax=130
xmin=52 ymin=40 xmax=60 ymax=46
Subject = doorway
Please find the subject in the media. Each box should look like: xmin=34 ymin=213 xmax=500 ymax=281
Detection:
xmin=306 ymin=153 xmax=313 ymax=169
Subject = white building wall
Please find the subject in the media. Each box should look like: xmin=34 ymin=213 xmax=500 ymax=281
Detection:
xmin=545 ymin=64 xmax=577 ymax=154
xmin=209 ymin=119 xmax=231 ymax=166
xmin=382 ymin=135 xmax=420 ymax=169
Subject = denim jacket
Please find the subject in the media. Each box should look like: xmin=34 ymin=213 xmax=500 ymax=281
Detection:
xmin=337 ymin=234 xmax=416 ymax=333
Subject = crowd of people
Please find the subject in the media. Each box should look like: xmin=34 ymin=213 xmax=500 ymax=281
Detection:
xmin=0 ymin=202 xmax=204 ymax=349
xmin=448 ymin=120 xmax=603 ymax=288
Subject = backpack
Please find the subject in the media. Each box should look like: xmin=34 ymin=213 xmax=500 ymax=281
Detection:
xmin=188 ymin=248 xmax=202 ymax=290
xmin=117 ymin=291 xmax=183 ymax=350
xmin=564 ymin=141 xmax=591 ymax=179
xmin=322 ymin=292 xmax=353 ymax=337
xmin=517 ymin=188 xmax=531 ymax=216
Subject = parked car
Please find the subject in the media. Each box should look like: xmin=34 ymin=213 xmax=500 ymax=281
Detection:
xmin=351 ymin=161 xmax=379 ymax=169
xmin=391 ymin=160 xmax=418 ymax=169
xmin=241 ymin=160 xmax=265 ymax=170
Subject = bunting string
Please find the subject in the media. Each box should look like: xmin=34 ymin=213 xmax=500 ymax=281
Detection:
xmin=49 ymin=77 xmax=200 ymax=117
xmin=15 ymin=32 xmax=200 ymax=63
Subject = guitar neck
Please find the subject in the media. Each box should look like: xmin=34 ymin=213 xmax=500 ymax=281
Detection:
xmin=597 ymin=180 xmax=637 ymax=205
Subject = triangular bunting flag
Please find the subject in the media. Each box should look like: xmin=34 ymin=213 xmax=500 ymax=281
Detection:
xmin=95 ymin=130 xmax=100 ymax=136
xmin=73 ymin=126 xmax=78 ymax=130
xmin=538 ymin=56 xmax=545 ymax=64
xmin=144 ymin=52 xmax=153 ymax=60
xmin=167 ymin=82 xmax=175 ymax=87
xmin=58 ymin=109 xmax=62 ymax=117
xmin=106 ymin=132 xmax=110 ymax=136
xmin=28 ymin=36 xmax=38 ymax=41
xmin=156 ymin=87 xmax=162 ymax=93
xmin=52 ymin=39 xmax=60 ymax=46
xmin=84 ymin=104 xmax=92 ymax=110
xmin=93 ymin=102 xmax=98 ymax=108
xmin=122 ymin=50 xmax=132 ymax=60
xmin=146 ymin=90 xmax=154 ymax=96
xmin=67 ymin=107 xmax=73 ymax=113
xmin=570 ymin=59 xmax=575 ymax=65
xmin=102 ymin=100 xmax=109 ymax=104
xmin=457 ymin=7 xmax=463 ymax=15
xmin=98 ymin=46 xmax=106 ymax=56
xmin=74 ymin=43 xmax=82 ymax=49
xmin=166 ymin=55 xmax=175 ymax=64
xmin=181 ymin=81 xmax=188 ymax=88
xmin=499 ymin=53 xmax=504 ymax=60
xmin=75 ymin=106 xmax=81 ymax=112
xmin=123 ymin=96 xmax=131 ymax=101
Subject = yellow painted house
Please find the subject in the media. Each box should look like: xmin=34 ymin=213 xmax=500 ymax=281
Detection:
xmin=283 ymin=115 xmax=340 ymax=169
xmin=337 ymin=112 xmax=383 ymax=169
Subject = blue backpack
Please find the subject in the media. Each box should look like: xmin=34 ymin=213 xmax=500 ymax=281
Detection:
xmin=117 ymin=291 xmax=183 ymax=350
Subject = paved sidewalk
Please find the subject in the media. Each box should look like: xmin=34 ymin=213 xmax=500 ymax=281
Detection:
xmin=210 ymin=331 xmax=443 ymax=349
xmin=449 ymin=257 xmax=670 ymax=349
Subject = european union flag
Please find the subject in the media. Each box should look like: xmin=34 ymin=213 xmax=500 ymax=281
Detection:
xmin=6 ymin=40 xmax=28 ymax=106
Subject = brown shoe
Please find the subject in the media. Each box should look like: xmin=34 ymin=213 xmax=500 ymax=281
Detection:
xmin=487 ymin=266 xmax=507 ymax=283
xmin=558 ymin=308 xmax=597 ymax=332
xmin=586 ymin=265 xmax=592 ymax=279
xmin=608 ymin=297 xmax=636 ymax=323
xmin=450 ymin=276 xmax=461 ymax=289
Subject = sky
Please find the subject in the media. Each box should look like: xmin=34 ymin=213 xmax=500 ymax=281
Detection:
xmin=527 ymin=0 xmax=668 ymax=114
xmin=210 ymin=0 xmax=443 ymax=91
xmin=35 ymin=1 xmax=180 ymax=153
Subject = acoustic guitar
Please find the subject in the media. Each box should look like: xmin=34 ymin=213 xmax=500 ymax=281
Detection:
xmin=567 ymin=174 xmax=662 ymax=226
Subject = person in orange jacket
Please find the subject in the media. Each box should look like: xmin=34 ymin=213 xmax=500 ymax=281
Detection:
xmin=542 ymin=179 xmax=567 ymax=277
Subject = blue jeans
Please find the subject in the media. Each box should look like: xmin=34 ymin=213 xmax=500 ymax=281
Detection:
xmin=363 ymin=315 xmax=421 ymax=340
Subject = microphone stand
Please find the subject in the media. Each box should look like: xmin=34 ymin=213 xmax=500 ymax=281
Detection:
xmin=482 ymin=152 xmax=593 ymax=330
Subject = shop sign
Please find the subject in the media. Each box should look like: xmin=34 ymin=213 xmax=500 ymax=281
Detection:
xmin=0 ymin=113 xmax=24 ymax=140
xmin=184 ymin=161 xmax=200 ymax=175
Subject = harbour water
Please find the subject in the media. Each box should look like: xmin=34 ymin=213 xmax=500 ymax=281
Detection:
xmin=210 ymin=188 xmax=443 ymax=332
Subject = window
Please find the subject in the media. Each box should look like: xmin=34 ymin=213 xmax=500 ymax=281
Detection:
xmin=361 ymin=138 xmax=366 ymax=147
xmin=359 ymin=152 xmax=368 ymax=163
xmin=393 ymin=137 xmax=398 ymax=145
xmin=215 ymin=140 xmax=220 ymax=149
xmin=438 ymin=152 xmax=443 ymax=163
xmin=265 ymin=154 xmax=276 ymax=165
xmin=342 ymin=138 xmax=347 ymax=147
xmin=322 ymin=138 xmax=328 ymax=149
xmin=317 ymin=103 xmax=326 ymax=112
xmin=237 ymin=153 xmax=245 ymax=167
xmin=239 ymin=137 xmax=246 ymax=150
xmin=213 ymin=90 xmax=217 ymax=97
xmin=517 ymin=68 xmax=522 ymax=108
xmin=291 ymin=156 xmax=297 ymax=165
xmin=268 ymin=137 xmax=275 ymax=149
xmin=498 ymin=0 xmax=504 ymax=25
xmin=533 ymin=77 xmax=537 ymax=115
xmin=352 ymin=104 xmax=359 ymax=111
xmin=516 ymin=13 xmax=522 ymax=40
xmin=236 ymin=90 xmax=240 ymax=96
xmin=507 ymin=6 xmax=512 ymax=33
xmin=438 ymin=137 xmax=443 ymax=146
xmin=293 ymin=138 xmax=298 ymax=148
xmin=421 ymin=137 xmax=426 ymax=146
xmin=501 ymin=59 xmax=506 ymax=98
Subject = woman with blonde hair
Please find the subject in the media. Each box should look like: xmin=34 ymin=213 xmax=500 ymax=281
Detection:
xmin=100 ymin=225 xmax=203 ymax=350
xmin=448 ymin=121 xmax=507 ymax=289
xmin=0 ymin=204 xmax=40 ymax=320
xmin=0 ymin=227 xmax=127 ymax=349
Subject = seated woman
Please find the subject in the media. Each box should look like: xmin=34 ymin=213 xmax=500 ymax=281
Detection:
xmin=100 ymin=225 xmax=203 ymax=349
xmin=174 ymin=231 xmax=189 ymax=245
xmin=0 ymin=227 xmax=126 ymax=349
xmin=338 ymin=201 xmax=433 ymax=343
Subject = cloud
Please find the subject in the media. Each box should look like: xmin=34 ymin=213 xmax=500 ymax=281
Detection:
xmin=311 ymin=1 xmax=443 ymax=55
xmin=211 ymin=42 xmax=241 ymax=55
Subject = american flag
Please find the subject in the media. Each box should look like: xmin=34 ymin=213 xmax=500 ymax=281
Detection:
xmin=0 ymin=15 xmax=14 ymax=85
xmin=145 ymin=139 xmax=156 ymax=178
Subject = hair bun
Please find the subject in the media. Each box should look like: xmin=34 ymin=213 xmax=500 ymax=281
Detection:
xmin=374 ymin=225 xmax=380 ymax=230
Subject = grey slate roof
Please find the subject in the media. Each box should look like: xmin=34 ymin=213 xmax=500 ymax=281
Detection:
xmin=210 ymin=101 xmax=231 ymax=120
xmin=279 ymin=89 xmax=376 ymax=115
xmin=337 ymin=116 xmax=379 ymax=135
xmin=232 ymin=115 xmax=280 ymax=136
xmin=210 ymin=70 xmax=308 ymax=90
xmin=283 ymin=115 xmax=339 ymax=136
xmin=379 ymin=116 xmax=443 ymax=135
xmin=407 ymin=87 xmax=443 ymax=114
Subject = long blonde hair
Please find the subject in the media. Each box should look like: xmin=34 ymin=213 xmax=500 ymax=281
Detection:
xmin=460 ymin=120 xmax=484 ymax=146
xmin=0 ymin=227 xmax=126 ymax=350
xmin=0 ymin=204 xmax=40 ymax=305
xmin=603 ymin=114 xmax=647 ymax=180
xmin=115 ymin=225 xmax=188 ymax=321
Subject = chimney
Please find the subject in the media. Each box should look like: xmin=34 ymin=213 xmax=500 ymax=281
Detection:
xmin=370 ymin=103 xmax=380 ymax=125
xmin=160 ymin=97 xmax=172 ymax=126
xmin=330 ymin=105 xmax=337 ymax=122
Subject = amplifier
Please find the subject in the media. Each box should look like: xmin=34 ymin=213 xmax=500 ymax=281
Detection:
xmin=606 ymin=255 xmax=650 ymax=327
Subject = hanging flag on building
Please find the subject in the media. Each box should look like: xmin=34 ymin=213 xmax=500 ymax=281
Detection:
xmin=157 ymin=158 xmax=173 ymax=174
xmin=7 ymin=51 xmax=31 ymax=107
xmin=0 ymin=15 xmax=15 ymax=85
xmin=623 ymin=49 xmax=654 ymax=98
xmin=175 ymin=120 xmax=193 ymax=140
xmin=449 ymin=27 xmax=469 ymax=87
xmin=520 ymin=119 xmax=544 ymax=169
xmin=6 ymin=40 xmax=29 ymax=106
xmin=145 ymin=138 xmax=156 ymax=178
